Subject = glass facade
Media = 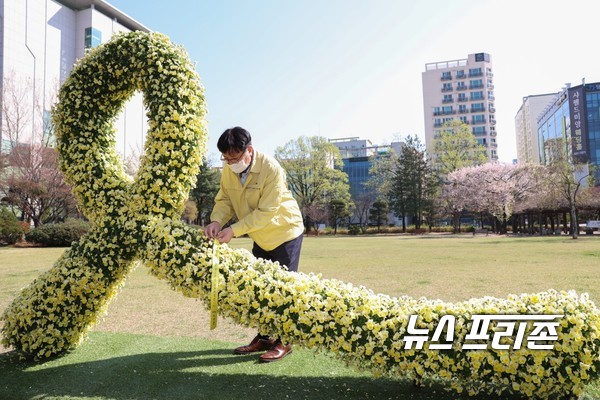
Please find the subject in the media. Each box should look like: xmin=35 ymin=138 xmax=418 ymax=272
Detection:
xmin=538 ymin=83 xmax=600 ymax=184
xmin=84 ymin=27 xmax=102 ymax=49
xmin=586 ymin=89 xmax=600 ymax=182
xmin=341 ymin=157 xmax=372 ymax=199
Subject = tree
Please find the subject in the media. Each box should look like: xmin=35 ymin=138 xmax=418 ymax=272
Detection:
xmin=441 ymin=163 xmax=552 ymax=234
xmin=431 ymin=120 xmax=488 ymax=176
xmin=275 ymin=136 xmax=352 ymax=232
xmin=2 ymin=144 xmax=75 ymax=227
xmin=388 ymin=135 xmax=437 ymax=231
xmin=365 ymin=148 xmax=396 ymax=201
xmin=0 ymin=71 xmax=72 ymax=226
xmin=188 ymin=157 xmax=220 ymax=226
xmin=2 ymin=71 xmax=34 ymax=147
xmin=368 ymin=200 xmax=389 ymax=232
xmin=542 ymin=137 xmax=593 ymax=239
xmin=328 ymin=199 xmax=351 ymax=234
xmin=351 ymin=192 xmax=376 ymax=234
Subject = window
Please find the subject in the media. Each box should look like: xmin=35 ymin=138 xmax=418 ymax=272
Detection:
xmin=43 ymin=110 xmax=55 ymax=145
xmin=471 ymin=103 xmax=485 ymax=112
xmin=469 ymin=79 xmax=483 ymax=89
xmin=85 ymin=27 xmax=102 ymax=49
xmin=459 ymin=105 xmax=467 ymax=113
xmin=443 ymin=94 xmax=453 ymax=103
xmin=469 ymin=67 xmax=482 ymax=77
xmin=470 ymin=91 xmax=484 ymax=100
xmin=473 ymin=126 xmax=486 ymax=135
xmin=456 ymin=70 xmax=466 ymax=79
xmin=456 ymin=82 xmax=467 ymax=90
xmin=441 ymin=71 xmax=452 ymax=80
xmin=472 ymin=114 xmax=485 ymax=124
xmin=442 ymin=83 xmax=453 ymax=92
xmin=458 ymin=93 xmax=467 ymax=102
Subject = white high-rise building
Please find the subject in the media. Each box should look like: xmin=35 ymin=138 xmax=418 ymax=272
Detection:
xmin=422 ymin=52 xmax=498 ymax=161
xmin=1 ymin=0 xmax=149 ymax=157
xmin=514 ymin=93 xmax=558 ymax=164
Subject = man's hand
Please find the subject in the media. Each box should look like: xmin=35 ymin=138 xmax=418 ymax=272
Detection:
xmin=216 ymin=227 xmax=234 ymax=244
xmin=204 ymin=221 xmax=221 ymax=239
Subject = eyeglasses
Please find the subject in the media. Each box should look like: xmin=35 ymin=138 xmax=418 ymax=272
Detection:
xmin=220 ymin=150 xmax=246 ymax=164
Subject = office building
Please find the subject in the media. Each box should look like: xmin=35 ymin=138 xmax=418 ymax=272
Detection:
xmin=515 ymin=93 xmax=558 ymax=164
xmin=1 ymin=0 xmax=149 ymax=157
xmin=329 ymin=137 xmax=403 ymax=200
xmin=537 ymin=82 xmax=600 ymax=184
xmin=422 ymin=52 xmax=498 ymax=161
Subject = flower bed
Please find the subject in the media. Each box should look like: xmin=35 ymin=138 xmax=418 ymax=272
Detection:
xmin=2 ymin=31 xmax=600 ymax=399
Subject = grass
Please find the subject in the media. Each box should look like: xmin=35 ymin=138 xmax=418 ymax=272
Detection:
xmin=1 ymin=234 xmax=600 ymax=399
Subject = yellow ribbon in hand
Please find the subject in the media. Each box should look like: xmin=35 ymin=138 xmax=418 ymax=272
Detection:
xmin=209 ymin=241 xmax=219 ymax=330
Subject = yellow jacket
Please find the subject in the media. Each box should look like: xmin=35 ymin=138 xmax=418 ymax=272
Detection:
xmin=210 ymin=150 xmax=304 ymax=251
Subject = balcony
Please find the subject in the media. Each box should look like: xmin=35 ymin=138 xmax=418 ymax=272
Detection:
xmin=442 ymin=98 xmax=454 ymax=103
xmin=442 ymin=87 xmax=453 ymax=92
xmin=469 ymin=71 xmax=483 ymax=77
xmin=469 ymin=84 xmax=484 ymax=89
xmin=470 ymin=107 xmax=485 ymax=113
xmin=456 ymin=85 xmax=468 ymax=91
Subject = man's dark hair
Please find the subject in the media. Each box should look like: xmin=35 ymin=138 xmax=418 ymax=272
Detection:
xmin=217 ymin=127 xmax=252 ymax=154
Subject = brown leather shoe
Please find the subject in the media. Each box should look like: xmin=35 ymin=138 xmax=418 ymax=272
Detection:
xmin=233 ymin=335 xmax=275 ymax=355
xmin=259 ymin=341 xmax=292 ymax=362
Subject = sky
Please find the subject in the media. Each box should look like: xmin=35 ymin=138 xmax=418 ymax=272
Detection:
xmin=107 ymin=0 xmax=600 ymax=164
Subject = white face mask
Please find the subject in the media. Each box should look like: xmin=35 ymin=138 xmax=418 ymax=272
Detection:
xmin=228 ymin=155 xmax=250 ymax=174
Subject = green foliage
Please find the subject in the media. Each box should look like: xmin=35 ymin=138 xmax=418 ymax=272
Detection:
xmin=25 ymin=219 xmax=91 ymax=247
xmin=348 ymin=225 xmax=361 ymax=235
xmin=431 ymin=120 xmax=488 ymax=176
xmin=368 ymin=200 xmax=389 ymax=232
xmin=188 ymin=158 xmax=220 ymax=226
xmin=388 ymin=135 xmax=438 ymax=230
xmin=328 ymin=199 xmax=351 ymax=233
xmin=0 ymin=207 xmax=23 ymax=245
xmin=275 ymin=136 xmax=352 ymax=230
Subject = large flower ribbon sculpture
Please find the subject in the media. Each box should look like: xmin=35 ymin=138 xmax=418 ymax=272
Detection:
xmin=2 ymin=32 xmax=600 ymax=399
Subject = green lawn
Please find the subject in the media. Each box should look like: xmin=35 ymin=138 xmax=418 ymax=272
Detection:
xmin=1 ymin=234 xmax=600 ymax=399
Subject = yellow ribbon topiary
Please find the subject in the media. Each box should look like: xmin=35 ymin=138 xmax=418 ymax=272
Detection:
xmin=2 ymin=31 xmax=600 ymax=399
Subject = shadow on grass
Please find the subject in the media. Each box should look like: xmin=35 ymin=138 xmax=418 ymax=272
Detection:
xmin=0 ymin=347 xmax=531 ymax=400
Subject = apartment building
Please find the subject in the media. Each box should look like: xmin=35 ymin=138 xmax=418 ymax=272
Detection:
xmin=514 ymin=93 xmax=558 ymax=164
xmin=422 ymin=52 xmax=498 ymax=161
xmin=1 ymin=0 xmax=149 ymax=157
